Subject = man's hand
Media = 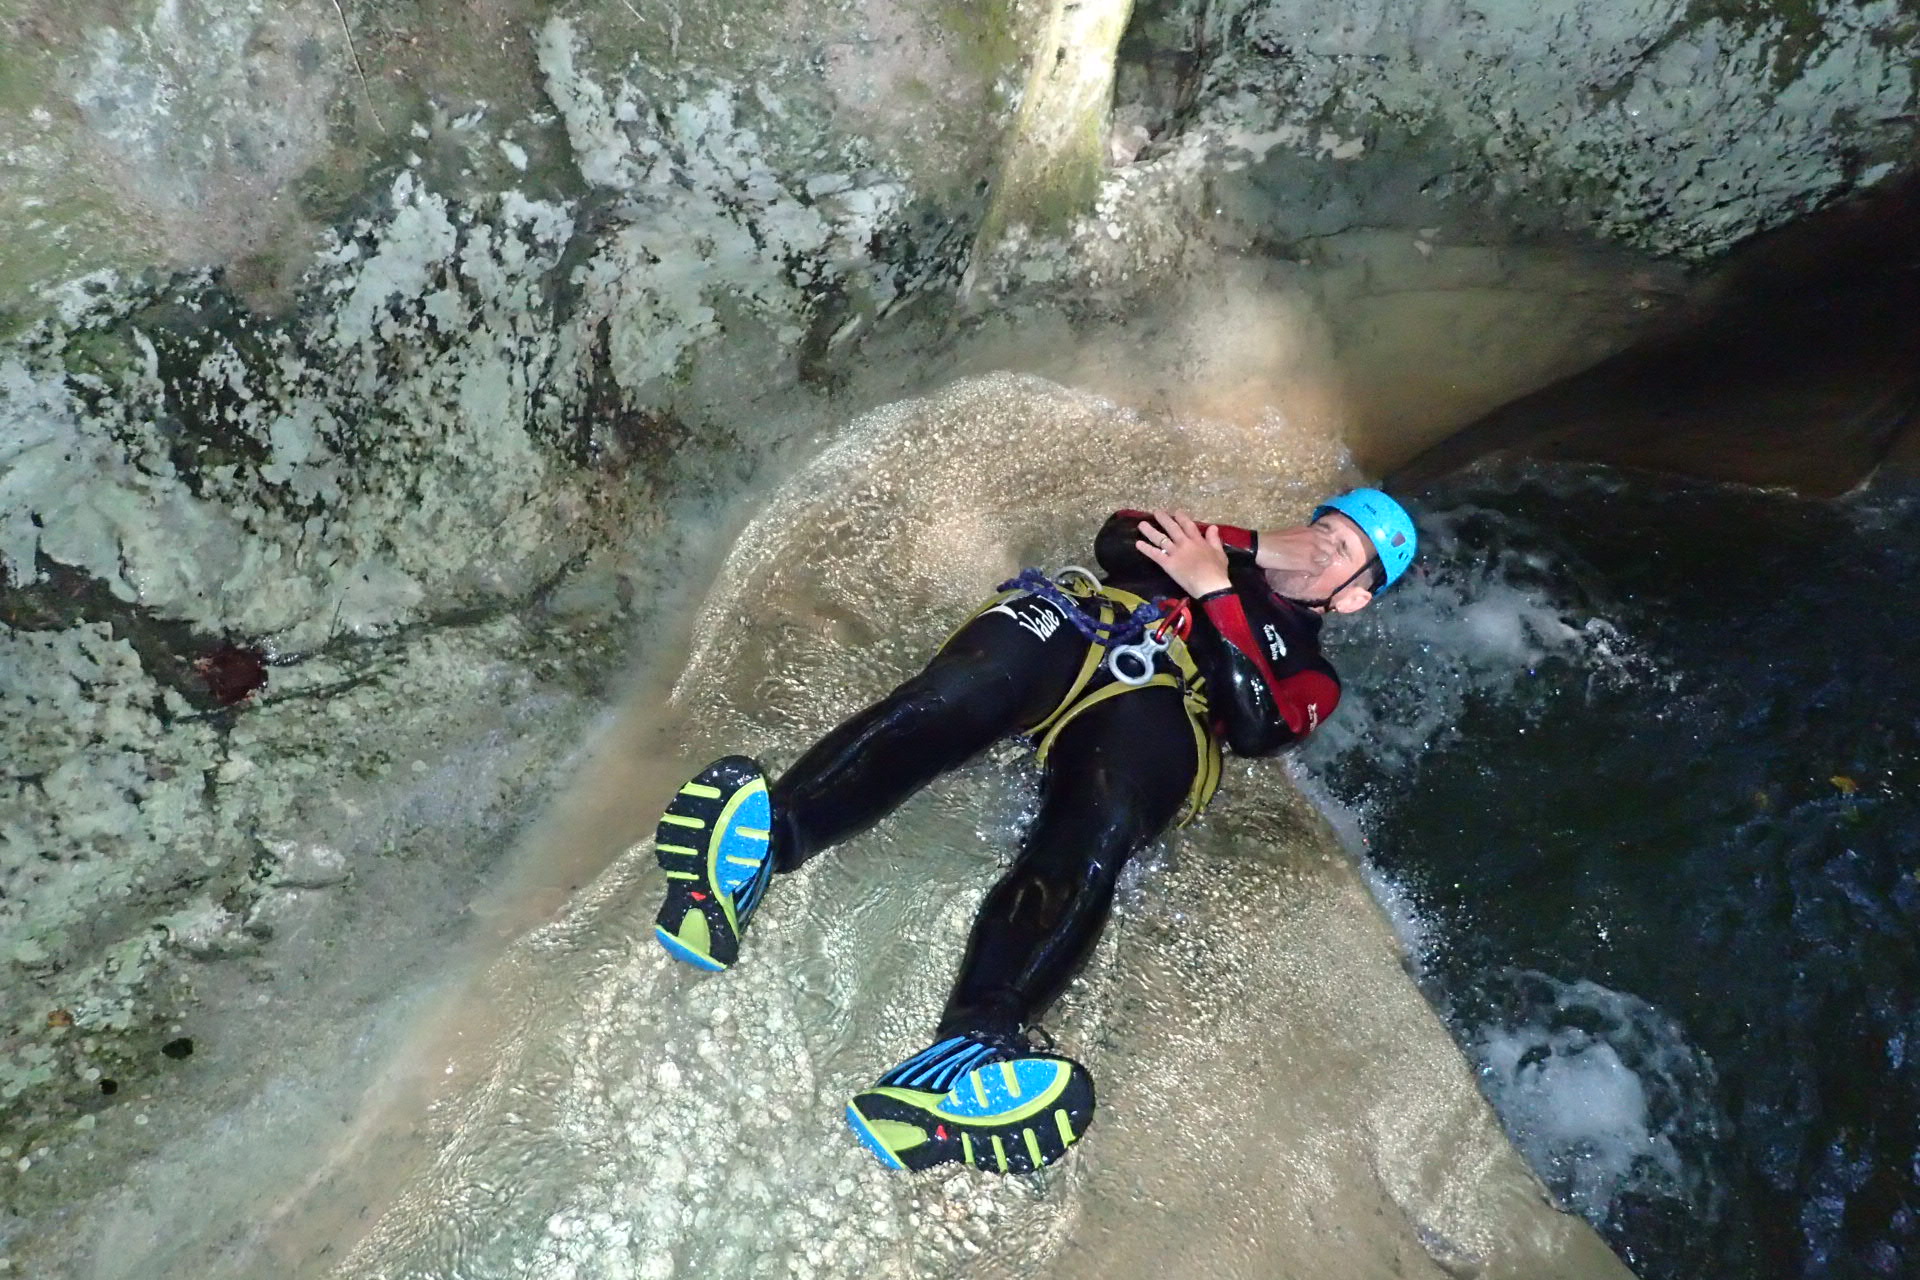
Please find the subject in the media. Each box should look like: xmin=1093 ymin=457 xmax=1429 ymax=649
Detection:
xmin=1136 ymin=509 xmax=1233 ymax=597
xmin=1255 ymin=523 xmax=1338 ymax=575
xmin=1254 ymin=523 xmax=1338 ymax=598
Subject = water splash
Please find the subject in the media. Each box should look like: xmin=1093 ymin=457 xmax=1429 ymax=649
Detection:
xmin=1463 ymin=970 xmax=1727 ymax=1228
xmin=1301 ymin=466 xmax=1920 ymax=1279
xmin=1301 ymin=495 xmax=1664 ymax=786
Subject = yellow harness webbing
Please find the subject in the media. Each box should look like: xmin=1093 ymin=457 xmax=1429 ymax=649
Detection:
xmin=943 ymin=578 xmax=1223 ymax=825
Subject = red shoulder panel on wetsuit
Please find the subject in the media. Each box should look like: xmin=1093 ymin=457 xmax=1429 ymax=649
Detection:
xmin=1198 ymin=591 xmax=1341 ymax=735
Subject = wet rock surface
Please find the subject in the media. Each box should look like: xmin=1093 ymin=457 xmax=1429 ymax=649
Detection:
xmin=1116 ymin=0 xmax=1918 ymax=263
xmin=3 ymin=3 xmax=1042 ymax=1266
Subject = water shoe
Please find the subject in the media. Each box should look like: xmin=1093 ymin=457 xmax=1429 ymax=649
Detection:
xmin=845 ymin=1032 xmax=1095 ymax=1174
xmin=653 ymin=756 xmax=775 ymax=971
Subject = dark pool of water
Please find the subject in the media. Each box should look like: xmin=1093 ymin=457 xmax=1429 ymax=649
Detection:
xmin=1305 ymin=464 xmax=1920 ymax=1280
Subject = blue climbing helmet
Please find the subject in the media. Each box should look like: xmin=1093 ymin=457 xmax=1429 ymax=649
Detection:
xmin=1312 ymin=488 xmax=1418 ymax=591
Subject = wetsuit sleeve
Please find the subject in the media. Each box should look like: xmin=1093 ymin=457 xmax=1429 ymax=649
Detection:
xmin=1094 ymin=510 xmax=1260 ymax=580
xmin=1194 ymin=585 xmax=1341 ymax=756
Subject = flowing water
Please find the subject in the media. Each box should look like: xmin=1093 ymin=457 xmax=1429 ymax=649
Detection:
xmin=1300 ymin=465 xmax=1920 ymax=1279
xmin=34 ymin=240 xmax=1679 ymax=1279
xmin=228 ymin=440 xmax=1918 ymax=1280
xmin=224 ymin=375 xmax=1626 ymax=1280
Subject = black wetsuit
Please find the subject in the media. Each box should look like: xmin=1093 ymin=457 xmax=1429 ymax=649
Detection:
xmin=768 ymin=511 xmax=1342 ymax=1041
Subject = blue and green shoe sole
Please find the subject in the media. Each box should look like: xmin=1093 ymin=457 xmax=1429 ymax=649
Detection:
xmin=652 ymin=756 xmax=774 ymax=971
xmin=846 ymin=1053 xmax=1095 ymax=1174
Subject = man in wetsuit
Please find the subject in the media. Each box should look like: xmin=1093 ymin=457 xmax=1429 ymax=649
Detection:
xmin=649 ymin=489 xmax=1418 ymax=1174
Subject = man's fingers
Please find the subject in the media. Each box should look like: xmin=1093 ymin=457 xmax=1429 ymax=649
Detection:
xmin=1147 ymin=508 xmax=1231 ymax=555
xmin=1278 ymin=525 xmax=1334 ymax=568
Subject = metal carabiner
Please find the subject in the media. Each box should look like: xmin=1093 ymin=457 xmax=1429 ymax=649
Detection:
xmin=1054 ymin=565 xmax=1101 ymax=594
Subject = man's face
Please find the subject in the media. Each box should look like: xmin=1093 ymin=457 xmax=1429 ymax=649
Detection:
xmin=1268 ymin=511 xmax=1379 ymax=613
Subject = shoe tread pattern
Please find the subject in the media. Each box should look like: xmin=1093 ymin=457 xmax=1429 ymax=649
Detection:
xmin=848 ymin=1052 xmax=1094 ymax=1175
xmin=653 ymin=756 xmax=770 ymax=970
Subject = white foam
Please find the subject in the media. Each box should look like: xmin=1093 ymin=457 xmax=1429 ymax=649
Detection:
xmin=1466 ymin=972 xmax=1726 ymax=1227
xmin=1300 ymin=500 xmax=1663 ymax=782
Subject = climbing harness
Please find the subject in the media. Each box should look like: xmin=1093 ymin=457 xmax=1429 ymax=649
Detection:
xmin=960 ymin=568 xmax=1222 ymax=824
xmin=996 ymin=568 xmax=1160 ymax=644
xmin=994 ymin=567 xmax=1185 ymax=687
